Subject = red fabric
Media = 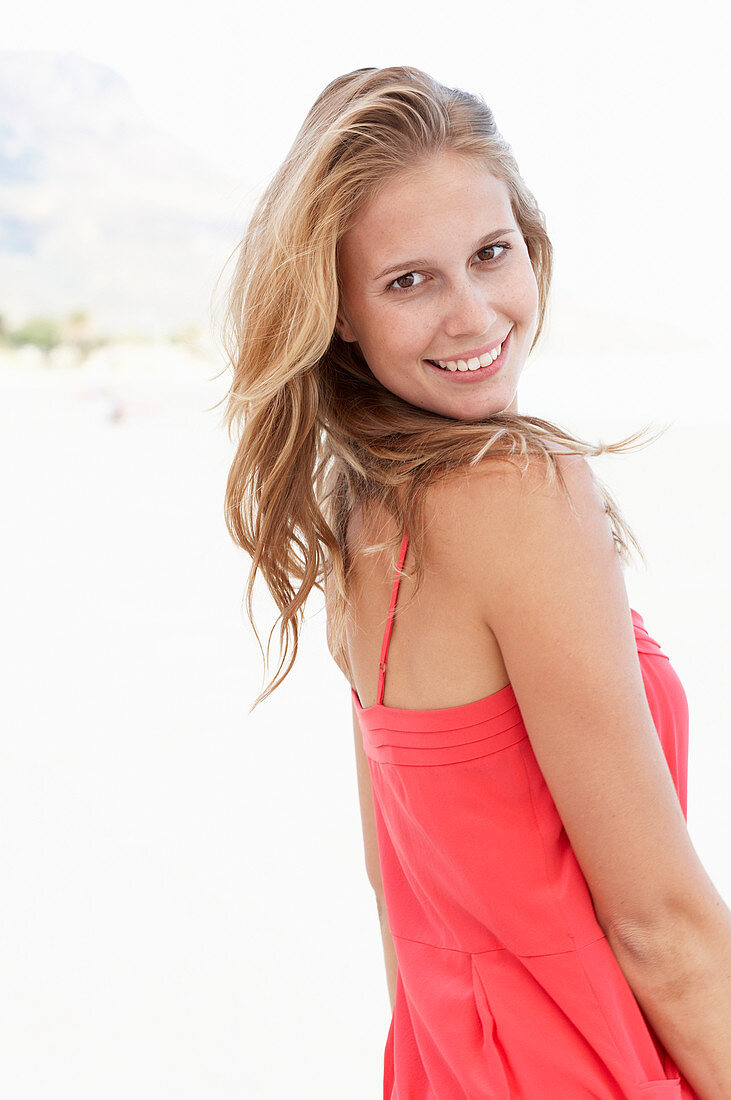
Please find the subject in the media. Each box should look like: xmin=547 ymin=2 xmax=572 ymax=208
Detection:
xmin=352 ymin=526 xmax=696 ymax=1099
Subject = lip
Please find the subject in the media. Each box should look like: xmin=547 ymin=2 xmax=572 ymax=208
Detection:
xmin=427 ymin=328 xmax=513 ymax=365
xmin=425 ymin=326 xmax=512 ymax=381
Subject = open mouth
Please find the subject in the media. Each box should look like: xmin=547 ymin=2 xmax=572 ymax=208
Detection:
xmin=425 ymin=327 xmax=512 ymax=378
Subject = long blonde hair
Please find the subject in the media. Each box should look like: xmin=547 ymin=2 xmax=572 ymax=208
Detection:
xmin=213 ymin=65 xmax=665 ymax=711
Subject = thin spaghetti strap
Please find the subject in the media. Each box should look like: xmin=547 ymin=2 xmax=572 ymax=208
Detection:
xmin=376 ymin=525 xmax=410 ymax=706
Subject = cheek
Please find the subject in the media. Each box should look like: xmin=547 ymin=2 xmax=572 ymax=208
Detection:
xmin=523 ymin=260 xmax=540 ymax=309
xmin=506 ymin=264 xmax=540 ymax=321
xmin=372 ymin=309 xmax=425 ymax=355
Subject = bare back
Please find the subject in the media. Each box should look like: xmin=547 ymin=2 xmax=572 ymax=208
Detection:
xmin=344 ymin=477 xmax=511 ymax=711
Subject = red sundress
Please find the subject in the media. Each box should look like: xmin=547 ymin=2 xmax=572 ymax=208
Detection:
xmin=352 ymin=525 xmax=697 ymax=1099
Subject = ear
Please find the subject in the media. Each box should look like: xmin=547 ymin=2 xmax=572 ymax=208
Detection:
xmin=335 ymin=313 xmax=357 ymax=343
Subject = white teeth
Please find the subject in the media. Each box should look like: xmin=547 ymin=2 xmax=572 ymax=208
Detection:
xmin=435 ymin=340 xmax=503 ymax=371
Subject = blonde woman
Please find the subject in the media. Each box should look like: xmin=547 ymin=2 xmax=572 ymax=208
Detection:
xmin=219 ymin=66 xmax=730 ymax=1099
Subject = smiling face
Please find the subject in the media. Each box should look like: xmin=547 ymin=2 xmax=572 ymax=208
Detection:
xmin=335 ymin=151 xmax=540 ymax=420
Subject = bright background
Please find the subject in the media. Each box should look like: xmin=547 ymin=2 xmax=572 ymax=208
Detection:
xmin=1 ymin=2 xmax=729 ymax=1097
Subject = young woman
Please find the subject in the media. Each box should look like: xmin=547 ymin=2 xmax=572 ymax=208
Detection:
xmin=219 ymin=66 xmax=730 ymax=1099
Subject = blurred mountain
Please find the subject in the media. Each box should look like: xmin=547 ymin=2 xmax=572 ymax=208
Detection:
xmin=0 ymin=50 xmax=251 ymax=341
xmin=0 ymin=50 xmax=706 ymax=359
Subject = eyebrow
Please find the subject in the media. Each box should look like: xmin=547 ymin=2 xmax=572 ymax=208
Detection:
xmin=372 ymin=228 xmax=519 ymax=282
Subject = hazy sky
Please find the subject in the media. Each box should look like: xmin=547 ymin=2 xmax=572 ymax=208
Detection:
xmin=6 ymin=0 xmax=730 ymax=352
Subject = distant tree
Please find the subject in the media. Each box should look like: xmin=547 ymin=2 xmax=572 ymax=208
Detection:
xmin=6 ymin=316 xmax=62 ymax=352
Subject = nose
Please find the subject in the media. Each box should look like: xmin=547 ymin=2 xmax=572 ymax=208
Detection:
xmin=441 ymin=275 xmax=498 ymax=339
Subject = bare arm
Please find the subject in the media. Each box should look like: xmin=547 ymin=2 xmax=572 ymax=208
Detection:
xmin=375 ymin=890 xmax=398 ymax=1013
xmin=352 ymin=700 xmax=398 ymax=1013
xmin=607 ymin=898 xmax=731 ymax=1099
xmin=436 ymin=453 xmax=731 ymax=1099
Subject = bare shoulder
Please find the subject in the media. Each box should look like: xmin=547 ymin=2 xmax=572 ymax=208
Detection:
xmin=423 ymin=446 xmax=604 ymax=587
xmin=427 ymin=448 xmax=713 ymax=943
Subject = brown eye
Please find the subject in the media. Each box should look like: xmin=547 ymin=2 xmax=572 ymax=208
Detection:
xmin=476 ymin=243 xmax=510 ymax=263
xmin=387 ymin=271 xmax=428 ymax=293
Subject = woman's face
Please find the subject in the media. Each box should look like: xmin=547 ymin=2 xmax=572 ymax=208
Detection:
xmin=336 ymin=151 xmax=540 ymax=420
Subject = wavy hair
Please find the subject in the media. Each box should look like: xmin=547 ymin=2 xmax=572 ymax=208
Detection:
xmin=213 ymin=65 xmax=666 ymax=711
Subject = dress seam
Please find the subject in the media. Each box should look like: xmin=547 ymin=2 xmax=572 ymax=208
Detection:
xmin=390 ymin=929 xmax=610 ymax=958
xmin=367 ymin=731 xmax=529 ymax=767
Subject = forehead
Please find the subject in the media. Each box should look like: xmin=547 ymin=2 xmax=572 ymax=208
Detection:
xmin=341 ymin=153 xmax=515 ymax=265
